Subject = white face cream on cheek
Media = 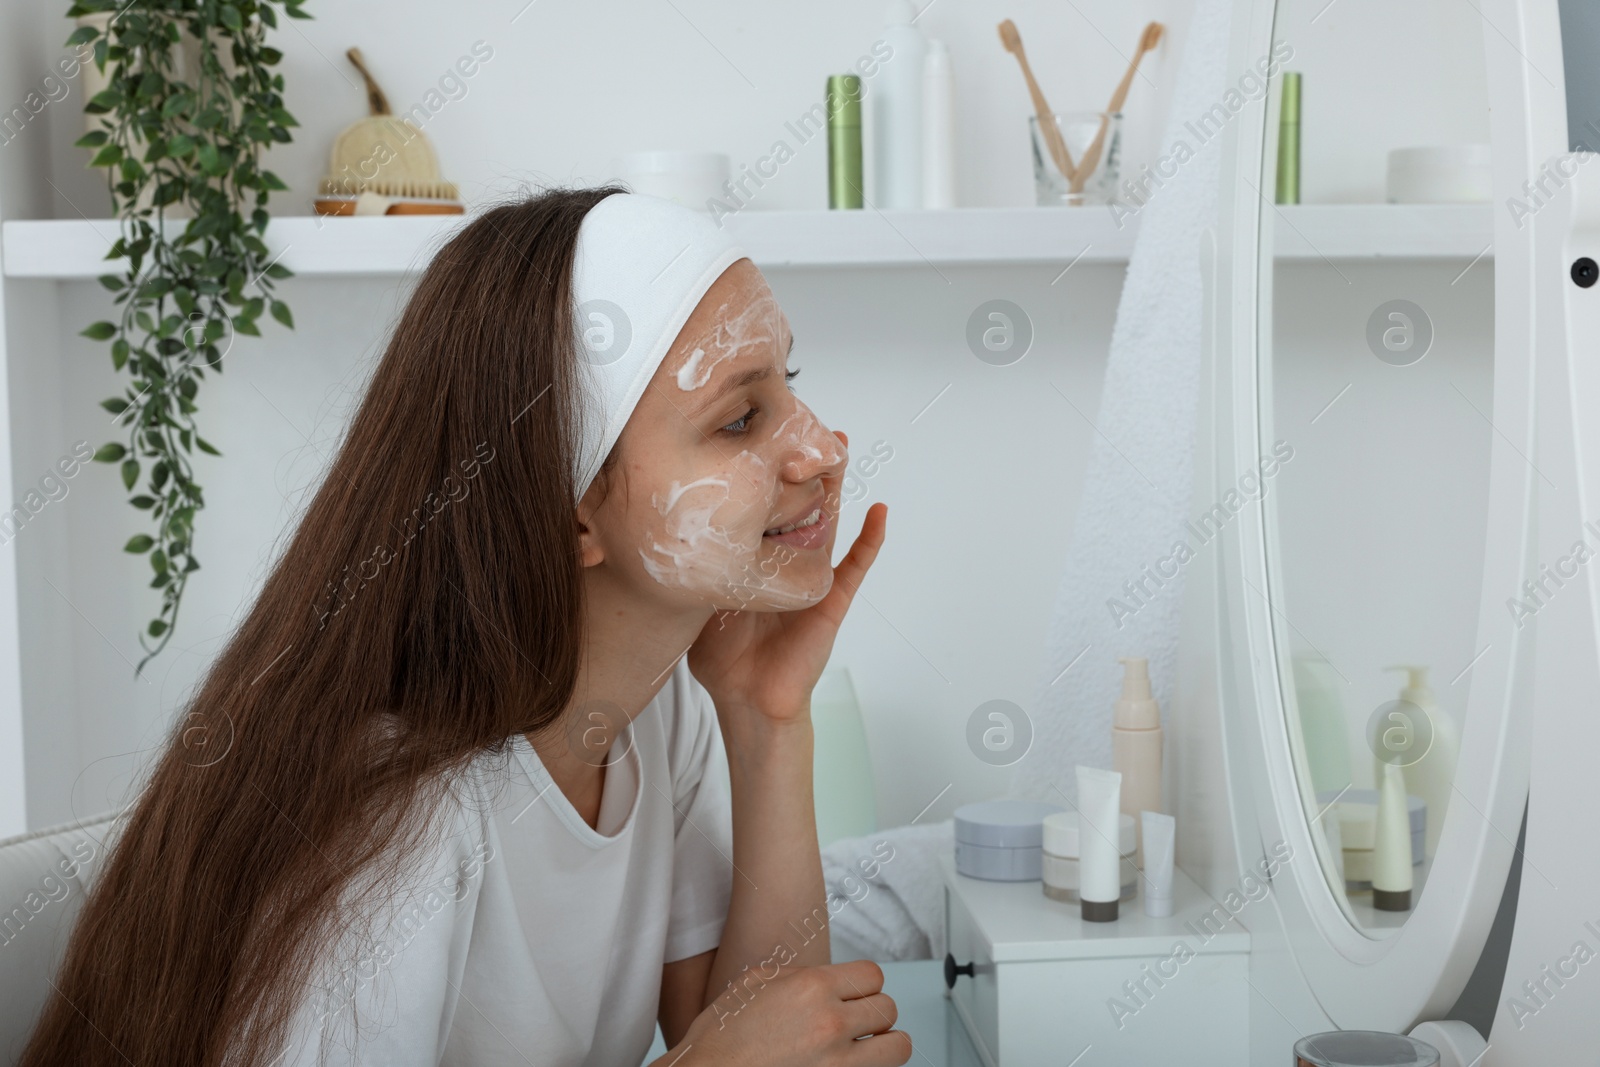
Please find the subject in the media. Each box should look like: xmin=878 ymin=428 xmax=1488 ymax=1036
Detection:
xmin=673 ymin=294 xmax=783 ymax=392
xmin=637 ymin=450 xmax=831 ymax=610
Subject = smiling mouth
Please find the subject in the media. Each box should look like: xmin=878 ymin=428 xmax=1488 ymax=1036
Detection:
xmin=764 ymin=506 xmax=823 ymax=537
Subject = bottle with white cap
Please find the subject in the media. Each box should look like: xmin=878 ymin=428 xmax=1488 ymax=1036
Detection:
xmin=1112 ymin=656 xmax=1164 ymax=869
xmin=921 ymin=38 xmax=955 ymax=208
xmin=872 ymin=0 xmax=926 ymax=209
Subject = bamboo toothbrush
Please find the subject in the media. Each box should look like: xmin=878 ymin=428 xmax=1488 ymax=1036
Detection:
xmin=1069 ymin=21 xmax=1165 ymax=194
xmin=998 ymin=20 xmax=1076 ymax=186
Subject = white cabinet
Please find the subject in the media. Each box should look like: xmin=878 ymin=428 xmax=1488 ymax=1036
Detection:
xmin=940 ymin=849 xmax=1247 ymax=1066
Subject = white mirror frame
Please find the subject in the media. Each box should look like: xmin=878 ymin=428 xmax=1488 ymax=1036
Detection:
xmin=1493 ymin=148 xmax=1600 ymax=1058
xmin=1200 ymin=0 xmax=1567 ymax=1029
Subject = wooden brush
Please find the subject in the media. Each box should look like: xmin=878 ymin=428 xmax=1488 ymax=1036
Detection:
xmin=998 ymin=20 xmax=1076 ymax=185
xmin=316 ymin=47 xmax=460 ymax=208
xmin=1069 ymin=22 xmax=1165 ymax=194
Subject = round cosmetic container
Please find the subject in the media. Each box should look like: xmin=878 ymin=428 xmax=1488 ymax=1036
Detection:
xmin=1040 ymin=811 xmax=1139 ymax=903
xmin=952 ymin=800 xmax=1065 ymax=881
xmin=1293 ymin=1030 xmax=1439 ymax=1067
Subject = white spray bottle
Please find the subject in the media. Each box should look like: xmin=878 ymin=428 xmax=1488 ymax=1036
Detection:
xmin=872 ymin=0 xmax=926 ymax=208
xmin=921 ymin=38 xmax=955 ymax=208
xmin=1112 ymin=657 xmax=1163 ymax=869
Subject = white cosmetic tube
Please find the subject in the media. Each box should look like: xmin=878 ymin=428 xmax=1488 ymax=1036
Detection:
xmin=1075 ymin=765 xmax=1123 ymax=922
xmin=1372 ymin=761 xmax=1414 ymax=911
xmin=1140 ymin=811 xmax=1176 ymax=917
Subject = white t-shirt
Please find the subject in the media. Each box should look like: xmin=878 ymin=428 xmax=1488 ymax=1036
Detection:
xmin=276 ymin=660 xmax=736 ymax=1066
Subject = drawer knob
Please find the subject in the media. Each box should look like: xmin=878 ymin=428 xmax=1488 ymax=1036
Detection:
xmin=943 ymin=952 xmax=975 ymax=989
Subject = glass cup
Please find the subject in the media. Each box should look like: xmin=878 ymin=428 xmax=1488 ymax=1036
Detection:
xmin=1029 ymin=111 xmax=1122 ymax=206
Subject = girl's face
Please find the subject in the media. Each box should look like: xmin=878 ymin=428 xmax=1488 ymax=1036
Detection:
xmin=579 ymin=258 xmax=848 ymax=613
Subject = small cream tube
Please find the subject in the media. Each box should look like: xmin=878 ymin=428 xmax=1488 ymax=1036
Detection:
xmin=1372 ymin=761 xmax=1413 ymax=911
xmin=1140 ymin=811 xmax=1176 ymax=917
xmin=1076 ymin=765 xmax=1123 ymax=922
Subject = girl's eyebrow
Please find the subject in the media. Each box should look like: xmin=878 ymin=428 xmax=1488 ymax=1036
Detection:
xmin=692 ymin=366 xmax=771 ymax=416
xmin=689 ymin=332 xmax=794 ymax=417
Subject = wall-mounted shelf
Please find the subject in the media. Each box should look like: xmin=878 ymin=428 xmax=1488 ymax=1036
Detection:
xmin=0 ymin=209 xmax=1135 ymax=278
xmin=0 ymin=204 xmax=1493 ymax=280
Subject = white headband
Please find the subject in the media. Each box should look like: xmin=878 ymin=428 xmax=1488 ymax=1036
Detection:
xmin=568 ymin=192 xmax=748 ymax=500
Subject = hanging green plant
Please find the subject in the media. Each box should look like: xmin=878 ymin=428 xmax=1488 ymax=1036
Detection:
xmin=65 ymin=0 xmax=307 ymax=674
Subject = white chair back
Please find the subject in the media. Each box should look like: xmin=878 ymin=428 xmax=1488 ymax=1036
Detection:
xmin=0 ymin=810 xmax=121 ymax=1063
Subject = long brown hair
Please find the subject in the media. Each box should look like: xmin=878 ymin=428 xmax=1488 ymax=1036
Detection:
xmin=22 ymin=184 xmax=628 ymax=1066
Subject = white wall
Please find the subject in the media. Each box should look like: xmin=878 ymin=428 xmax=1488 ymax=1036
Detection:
xmin=1 ymin=0 xmax=1194 ymax=833
xmin=0 ymin=0 xmax=1500 ymax=845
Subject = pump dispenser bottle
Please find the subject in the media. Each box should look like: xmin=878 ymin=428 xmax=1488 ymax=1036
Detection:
xmin=1112 ymin=657 xmax=1163 ymax=868
xmin=1387 ymin=664 xmax=1457 ymax=860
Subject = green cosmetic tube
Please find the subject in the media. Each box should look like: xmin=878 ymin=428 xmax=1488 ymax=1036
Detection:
xmin=826 ymin=75 xmax=863 ymax=209
xmin=1276 ymin=71 xmax=1301 ymax=205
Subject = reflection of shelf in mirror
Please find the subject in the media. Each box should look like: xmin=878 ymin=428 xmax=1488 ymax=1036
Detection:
xmin=1 ymin=208 xmax=1141 ymax=279
xmin=1270 ymin=204 xmax=1494 ymax=261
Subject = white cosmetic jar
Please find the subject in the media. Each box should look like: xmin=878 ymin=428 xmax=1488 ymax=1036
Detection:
xmin=952 ymin=800 xmax=1066 ymax=881
xmin=1040 ymin=811 xmax=1138 ymax=903
xmin=611 ymin=151 xmax=730 ymax=208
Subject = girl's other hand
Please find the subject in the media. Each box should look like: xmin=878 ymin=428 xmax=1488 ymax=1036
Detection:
xmin=657 ymin=959 xmax=913 ymax=1067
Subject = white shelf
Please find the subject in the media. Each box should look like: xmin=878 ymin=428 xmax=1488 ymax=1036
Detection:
xmin=727 ymin=206 xmax=1138 ymax=266
xmin=1 ymin=204 xmax=1493 ymax=280
xmin=0 ymin=208 xmax=1135 ymax=278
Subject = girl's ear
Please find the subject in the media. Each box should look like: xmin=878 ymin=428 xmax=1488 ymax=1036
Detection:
xmin=574 ymin=475 xmax=608 ymax=568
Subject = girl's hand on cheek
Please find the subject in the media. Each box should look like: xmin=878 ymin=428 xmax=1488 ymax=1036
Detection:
xmin=687 ymin=431 xmax=886 ymax=732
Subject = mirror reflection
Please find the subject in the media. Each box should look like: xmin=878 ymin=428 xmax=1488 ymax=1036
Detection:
xmin=1259 ymin=0 xmax=1493 ymax=932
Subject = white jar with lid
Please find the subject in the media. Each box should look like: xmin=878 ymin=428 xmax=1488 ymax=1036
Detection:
xmin=953 ymin=799 xmax=1065 ymax=881
xmin=1040 ymin=811 xmax=1139 ymax=903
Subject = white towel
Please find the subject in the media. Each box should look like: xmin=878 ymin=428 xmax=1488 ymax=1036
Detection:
xmin=1010 ymin=0 xmax=1233 ymax=808
xmin=821 ymin=821 xmax=952 ymax=963
xmin=820 ymin=0 xmax=1235 ymax=960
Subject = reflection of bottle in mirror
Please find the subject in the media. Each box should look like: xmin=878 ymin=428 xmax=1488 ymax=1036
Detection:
xmin=1372 ymin=760 xmax=1413 ymax=911
xmin=1292 ymin=654 xmax=1353 ymax=795
xmin=1275 ymin=71 xmax=1301 ymax=204
xmin=1386 ymin=665 xmax=1457 ymax=861
xmin=1112 ymin=657 xmax=1163 ymax=870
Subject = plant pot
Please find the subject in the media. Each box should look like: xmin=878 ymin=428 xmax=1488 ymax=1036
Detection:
xmin=74 ymin=10 xmax=242 ymax=221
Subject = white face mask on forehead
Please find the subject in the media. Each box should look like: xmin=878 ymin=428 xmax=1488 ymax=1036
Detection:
xmin=568 ymin=192 xmax=748 ymax=501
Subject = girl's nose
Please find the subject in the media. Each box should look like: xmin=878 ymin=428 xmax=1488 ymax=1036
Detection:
xmin=775 ymin=404 xmax=847 ymax=482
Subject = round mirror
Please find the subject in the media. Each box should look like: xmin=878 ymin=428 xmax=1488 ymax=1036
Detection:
xmin=1256 ymin=0 xmax=1494 ymax=934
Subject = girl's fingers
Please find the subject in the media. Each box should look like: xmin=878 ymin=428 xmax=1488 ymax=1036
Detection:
xmin=821 ymin=958 xmax=886 ymax=1000
xmin=844 ymin=1029 xmax=914 ymax=1067
xmin=815 ymin=502 xmax=886 ymax=626
xmin=840 ymin=992 xmax=899 ymax=1037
